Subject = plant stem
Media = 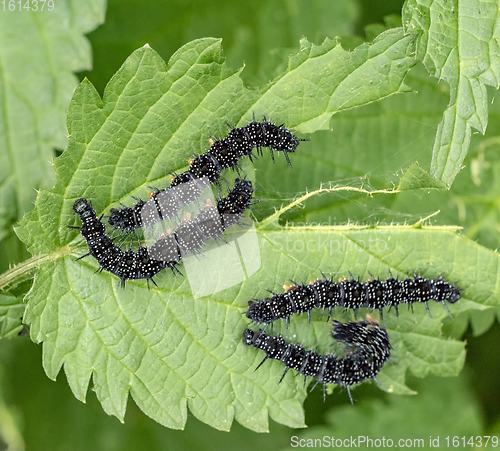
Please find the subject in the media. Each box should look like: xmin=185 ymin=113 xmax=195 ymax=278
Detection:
xmin=0 ymin=246 xmax=72 ymax=291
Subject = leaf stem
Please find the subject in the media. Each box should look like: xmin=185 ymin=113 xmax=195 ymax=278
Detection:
xmin=0 ymin=246 xmax=72 ymax=291
xmin=258 ymin=184 xmax=400 ymax=229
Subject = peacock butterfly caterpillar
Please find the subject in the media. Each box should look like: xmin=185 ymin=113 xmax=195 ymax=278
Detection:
xmin=107 ymin=117 xmax=306 ymax=238
xmin=243 ymin=314 xmax=391 ymax=402
xmin=72 ymin=179 xmax=256 ymax=286
xmin=245 ymin=273 xmax=461 ymax=328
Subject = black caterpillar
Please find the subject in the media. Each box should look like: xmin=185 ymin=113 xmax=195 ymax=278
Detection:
xmin=72 ymin=179 xmax=256 ymax=286
xmin=243 ymin=315 xmax=391 ymax=402
xmin=245 ymin=273 xmax=461 ymax=328
xmin=107 ymin=117 xmax=306 ymax=237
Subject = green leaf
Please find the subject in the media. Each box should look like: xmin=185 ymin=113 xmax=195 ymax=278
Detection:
xmin=0 ymin=363 xmax=24 ymax=451
xmin=252 ymin=63 xmax=449 ymax=224
xmin=15 ymin=38 xmax=492 ymax=432
xmin=17 ymin=30 xmax=417 ymax=255
xmin=0 ymin=294 xmax=24 ymax=339
xmin=0 ymin=336 xmax=292 ymax=451
xmin=468 ymin=308 xmax=499 ymax=336
xmin=294 ymin=373 xmax=483 ymax=443
xmin=398 ymin=162 xmax=448 ymax=191
xmin=83 ymin=0 xmax=361 ymax=91
xmin=0 ymin=0 xmax=106 ymax=240
xmin=272 ymin=29 xmax=416 ymax=133
xmin=263 ymin=60 xmax=500 ymax=337
xmin=403 ymin=0 xmax=500 ymax=186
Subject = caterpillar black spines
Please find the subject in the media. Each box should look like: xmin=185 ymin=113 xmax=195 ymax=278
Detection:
xmin=108 ymin=117 xmax=306 ymax=238
xmin=107 ymin=174 xmax=210 ymax=238
xmin=245 ymin=273 xmax=461 ymax=328
xmin=73 ymin=198 xmax=171 ymax=286
xmin=243 ymin=315 xmax=391 ymax=402
xmin=72 ymin=179 xmax=256 ymax=286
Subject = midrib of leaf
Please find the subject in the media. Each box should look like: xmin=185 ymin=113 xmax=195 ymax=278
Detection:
xmin=8 ymin=221 xmax=478 ymax=293
xmin=0 ymin=245 xmax=74 ymax=291
xmin=259 ymin=185 xmax=401 ymax=228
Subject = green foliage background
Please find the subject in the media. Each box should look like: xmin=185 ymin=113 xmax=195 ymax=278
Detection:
xmin=1 ymin=0 xmax=500 ymax=449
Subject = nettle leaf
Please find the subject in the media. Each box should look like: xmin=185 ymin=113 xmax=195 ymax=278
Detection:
xmin=403 ymin=0 xmax=500 ymax=186
xmin=14 ymin=36 xmax=498 ymax=432
xmin=294 ymin=373 xmax=482 ymax=442
xmin=0 ymin=0 xmax=106 ymax=241
xmin=251 ymin=63 xmax=450 ymax=224
xmin=83 ymin=0 xmax=360 ymax=92
xmin=0 ymin=294 xmax=25 ymax=339
xmin=398 ymin=162 xmax=448 ymax=191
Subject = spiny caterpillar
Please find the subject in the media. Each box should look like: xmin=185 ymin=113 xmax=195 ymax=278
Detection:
xmin=107 ymin=117 xmax=306 ymax=237
xmin=72 ymin=179 xmax=256 ymax=286
xmin=243 ymin=315 xmax=391 ymax=403
xmin=245 ymin=273 xmax=461 ymax=328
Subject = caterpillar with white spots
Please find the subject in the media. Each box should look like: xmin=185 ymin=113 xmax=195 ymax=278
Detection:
xmin=72 ymin=179 xmax=256 ymax=286
xmin=107 ymin=117 xmax=306 ymax=238
xmin=245 ymin=273 xmax=461 ymax=328
xmin=243 ymin=315 xmax=391 ymax=402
